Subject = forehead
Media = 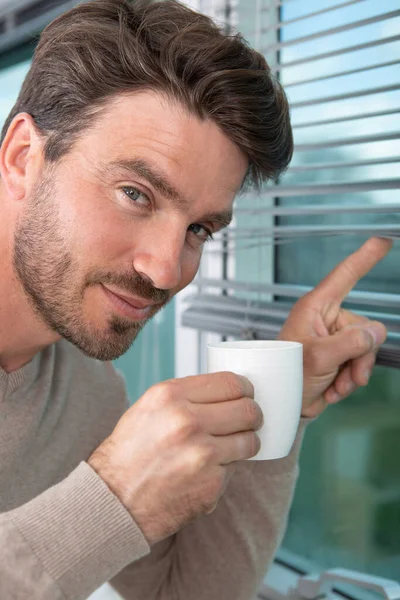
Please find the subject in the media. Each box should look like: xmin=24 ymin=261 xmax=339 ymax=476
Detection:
xmin=75 ymin=90 xmax=248 ymax=209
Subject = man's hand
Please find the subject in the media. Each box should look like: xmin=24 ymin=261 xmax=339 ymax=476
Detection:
xmin=88 ymin=371 xmax=262 ymax=546
xmin=278 ymin=237 xmax=393 ymax=418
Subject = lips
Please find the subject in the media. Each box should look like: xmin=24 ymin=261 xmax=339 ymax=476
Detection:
xmin=102 ymin=285 xmax=160 ymax=310
xmin=101 ymin=284 xmax=159 ymax=322
xmin=107 ymin=290 xmax=151 ymax=309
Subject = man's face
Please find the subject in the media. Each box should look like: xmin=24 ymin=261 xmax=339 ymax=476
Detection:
xmin=13 ymin=91 xmax=248 ymax=360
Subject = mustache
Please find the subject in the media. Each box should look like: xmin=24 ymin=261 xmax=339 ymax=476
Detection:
xmin=87 ymin=270 xmax=170 ymax=305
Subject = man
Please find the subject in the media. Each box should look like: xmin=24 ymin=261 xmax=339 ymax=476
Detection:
xmin=0 ymin=1 xmax=391 ymax=598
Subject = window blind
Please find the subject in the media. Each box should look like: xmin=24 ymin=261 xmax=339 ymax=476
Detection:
xmin=0 ymin=0 xmax=78 ymax=54
xmin=182 ymin=0 xmax=400 ymax=369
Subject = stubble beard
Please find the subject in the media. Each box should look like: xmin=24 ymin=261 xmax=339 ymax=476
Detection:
xmin=12 ymin=170 xmax=168 ymax=361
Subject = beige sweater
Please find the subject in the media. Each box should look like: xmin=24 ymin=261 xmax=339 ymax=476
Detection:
xmin=0 ymin=338 xmax=307 ymax=600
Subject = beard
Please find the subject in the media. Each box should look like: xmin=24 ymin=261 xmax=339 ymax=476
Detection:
xmin=12 ymin=169 xmax=169 ymax=361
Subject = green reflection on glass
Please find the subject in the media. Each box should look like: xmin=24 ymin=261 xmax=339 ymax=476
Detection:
xmin=284 ymin=366 xmax=400 ymax=580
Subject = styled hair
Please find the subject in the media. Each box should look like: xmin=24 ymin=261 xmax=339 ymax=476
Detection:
xmin=1 ymin=0 xmax=293 ymax=188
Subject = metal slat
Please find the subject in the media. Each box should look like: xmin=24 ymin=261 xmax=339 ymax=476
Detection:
xmin=290 ymin=85 xmax=400 ymax=109
xmin=0 ymin=0 xmax=41 ymax=19
xmin=225 ymin=226 xmax=399 ymax=239
xmin=186 ymin=295 xmax=291 ymax=321
xmin=263 ymin=10 xmax=400 ymax=51
xmin=182 ymin=309 xmax=282 ymax=340
xmin=284 ymin=60 xmax=400 ymax=88
xmin=187 ymin=293 xmax=400 ymax=332
xmin=240 ymin=179 xmax=400 ymax=197
xmin=286 ymin=157 xmax=400 ymax=171
xmin=181 ymin=304 xmax=400 ymax=368
xmin=262 ymin=0 xmax=365 ymax=32
xmin=292 ymin=108 xmax=400 ymax=129
xmin=15 ymin=0 xmax=69 ymax=27
xmin=234 ymin=203 xmax=400 ymax=217
xmin=269 ymin=35 xmax=400 ymax=71
xmin=204 ymin=236 xmax=399 ymax=254
xmin=295 ymin=132 xmax=400 ymax=150
xmin=194 ymin=278 xmax=400 ymax=309
xmin=0 ymin=0 xmax=77 ymax=52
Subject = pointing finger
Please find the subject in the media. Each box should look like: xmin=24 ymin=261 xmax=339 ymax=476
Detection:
xmin=310 ymin=237 xmax=393 ymax=305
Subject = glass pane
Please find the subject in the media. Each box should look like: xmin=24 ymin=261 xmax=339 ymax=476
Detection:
xmin=277 ymin=1 xmax=400 ymax=65
xmin=284 ymin=366 xmax=400 ymax=579
xmin=274 ymin=0 xmax=400 ymax=582
xmin=276 ymin=191 xmax=400 ymax=296
xmin=0 ymin=60 xmax=30 ymax=128
xmin=279 ymin=0 xmax=397 ymax=43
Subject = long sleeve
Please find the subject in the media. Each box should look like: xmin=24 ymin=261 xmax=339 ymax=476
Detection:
xmin=111 ymin=419 xmax=309 ymax=600
xmin=0 ymin=462 xmax=150 ymax=600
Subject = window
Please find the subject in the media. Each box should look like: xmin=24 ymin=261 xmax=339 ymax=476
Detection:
xmin=0 ymin=60 xmax=30 ymax=124
xmin=180 ymin=0 xmax=400 ymax=590
xmin=276 ymin=0 xmax=400 ymax=583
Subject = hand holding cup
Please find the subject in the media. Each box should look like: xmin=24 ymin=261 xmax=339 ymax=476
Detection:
xmin=88 ymin=371 xmax=262 ymax=545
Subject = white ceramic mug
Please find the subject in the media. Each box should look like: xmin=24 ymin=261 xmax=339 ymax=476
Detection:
xmin=207 ymin=340 xmax=303 ymax=460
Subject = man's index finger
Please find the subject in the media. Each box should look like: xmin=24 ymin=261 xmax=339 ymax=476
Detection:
xmin=311 ymin=237 xmax=393 ymax=304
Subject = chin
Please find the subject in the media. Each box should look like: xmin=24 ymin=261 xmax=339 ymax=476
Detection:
xmin=61 ymin=318 xmax=143 ymax=361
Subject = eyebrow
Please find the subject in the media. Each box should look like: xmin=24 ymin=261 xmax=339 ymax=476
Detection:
xmin=201 ymin=210 xmax=233 ymax=228
xmin=108 ymin=157 xmax=233 ymax=229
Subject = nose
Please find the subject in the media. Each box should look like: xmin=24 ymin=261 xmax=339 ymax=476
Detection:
xmin=132 ymin=230 xmax=183 ymax=291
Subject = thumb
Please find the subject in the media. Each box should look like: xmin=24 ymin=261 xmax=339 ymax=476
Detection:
xmin=311 ymin=322 xmax=387 ymax=373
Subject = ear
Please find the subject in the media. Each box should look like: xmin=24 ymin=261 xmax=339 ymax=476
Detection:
xmin=0 ymin=113 xmax=43 ymax=202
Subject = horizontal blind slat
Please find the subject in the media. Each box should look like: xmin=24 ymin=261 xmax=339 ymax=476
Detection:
xmin=263 ymin=10 xmax=400 ymax=51
xmin=293 ymin=108 xmax=400 ymax=128
xmin=234 ymin=204 xmax=400 ymax=216
xmin=290 ymin=85 xmax=400 ymax=109
xmin=295 ymin=133 xmax=400 ymax=149
xmin=269 ymin=35 xmax=400 ymax=71
xmin=285 ymin=60 xmax=400 ymax=88
xmin=246 ymin=179 xmax=400 ymax=197
xmin=195 ymin=278 xmax=400 ymax=309
xmin=182 ymin=301 xmax=399 ymax=368
xmin=224 ymin=225 xmax=399 ymax=237
xmin=262 ymin=0 xmax=365 ymax=32
xmin=187 ymin=293 xmax=400 ymax=331
xmin=286 ymin=157 xmax=400 ymax=171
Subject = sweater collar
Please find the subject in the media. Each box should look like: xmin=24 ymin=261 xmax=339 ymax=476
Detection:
xmin=0 ymin=345 xmax=53 ymax=398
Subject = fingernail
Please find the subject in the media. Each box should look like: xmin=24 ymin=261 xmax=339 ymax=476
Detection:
xmin=238 ymin=375 xmax=254 ymax=398
xmin=327 ymin=391 xmax=341 ymax=403
xmin=366 ymin=325 xmax=386 ymax=346
xmin=362 ymin=369 xmax=371 ymax=385
xmin=258 ymin=413 xmax=264 ymax=430
xmin=343 ymin=381 xmax=355 ymax=395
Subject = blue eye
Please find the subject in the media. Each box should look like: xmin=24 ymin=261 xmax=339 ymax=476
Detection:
xmin=188 ymin=223 xmax=214 ymax=242
xmin=122 ymin=187 xmax=149 ymax=206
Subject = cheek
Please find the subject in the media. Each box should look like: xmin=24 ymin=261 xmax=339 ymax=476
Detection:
xmin=57 ymin=185 xmax=135 ymax=263
xmin=81 ymin=220 xmax=130 ymax=264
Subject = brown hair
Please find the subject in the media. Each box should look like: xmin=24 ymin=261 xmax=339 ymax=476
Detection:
xmin=1 ymin=0 xmax=293 ymax=188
